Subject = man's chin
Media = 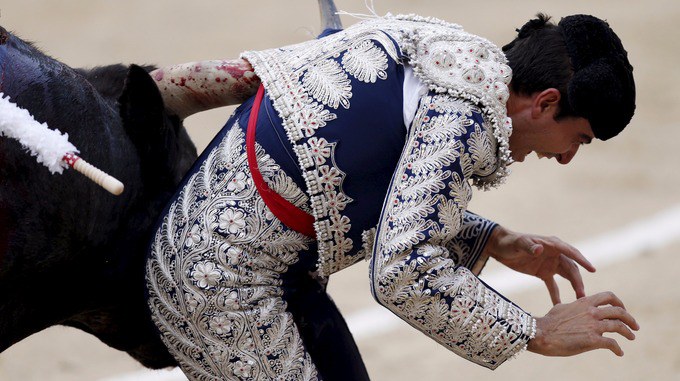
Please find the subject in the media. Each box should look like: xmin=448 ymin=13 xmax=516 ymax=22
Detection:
xmin=510 ymin=151 xmax=530 ymax=163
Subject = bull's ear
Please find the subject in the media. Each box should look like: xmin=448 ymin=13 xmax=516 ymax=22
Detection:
xmin=119 ymin=64 xmax=175 ymax=191
xmin=119 ymin=64 xmax=167 ymax=138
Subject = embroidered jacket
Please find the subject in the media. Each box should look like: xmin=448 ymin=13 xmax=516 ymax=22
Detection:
xmin=242 ymin=14 xmax=535 ymax=369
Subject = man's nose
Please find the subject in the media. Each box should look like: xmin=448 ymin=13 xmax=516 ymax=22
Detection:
xmin=557 ymin=144 xmax=580 ymax=165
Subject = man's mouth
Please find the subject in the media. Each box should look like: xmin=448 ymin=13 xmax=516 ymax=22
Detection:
xmin=536 ymin=152 xmax=556 ymax=159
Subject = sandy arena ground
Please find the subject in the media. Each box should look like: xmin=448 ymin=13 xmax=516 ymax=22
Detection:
xmin=0 ymin=1 xmax=679 ymax=380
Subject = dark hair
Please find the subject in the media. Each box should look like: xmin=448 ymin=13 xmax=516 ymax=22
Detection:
xmin=502 ymin=13 xmax=636 ymax=140
xmin=502 ymin=14 xmax=575 ymax=119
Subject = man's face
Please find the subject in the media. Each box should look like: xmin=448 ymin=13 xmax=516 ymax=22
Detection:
xmin=509 ymin=116 xmax=595 ymax=165
xmin=506 ymin=88 xmax=595 ymax=165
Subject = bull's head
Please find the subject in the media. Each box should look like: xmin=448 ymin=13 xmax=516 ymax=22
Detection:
xmin=0 ymin=25 xmax=196 ymax=368
xmin=0 ymin=0 xmax=343 ymax=370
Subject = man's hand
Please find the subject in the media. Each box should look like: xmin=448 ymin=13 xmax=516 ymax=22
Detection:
xmin=528 ymin=292 xmax=639 ymax=356
xmin=485 ymin=226 xmax=596 ymax=304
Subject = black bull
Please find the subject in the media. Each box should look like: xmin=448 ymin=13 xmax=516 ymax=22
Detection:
xmin=0 ymin=26 xmax=197 ymax=368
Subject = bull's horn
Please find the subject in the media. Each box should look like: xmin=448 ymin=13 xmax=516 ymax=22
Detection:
xmin=319 ymin=0 xmax=342 ymax=31
xmin=153 ymin=1 xmax=343 ymax=119
xmin=151 ymin=59 xmax=260 ymax=120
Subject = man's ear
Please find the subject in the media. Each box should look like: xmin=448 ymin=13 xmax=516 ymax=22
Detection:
xmin=531 ymin=88 xmax=561 ymax=119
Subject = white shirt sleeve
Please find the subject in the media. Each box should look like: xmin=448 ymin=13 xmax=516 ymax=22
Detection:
xmin=402 ymin=64 xmax=429 ymax=130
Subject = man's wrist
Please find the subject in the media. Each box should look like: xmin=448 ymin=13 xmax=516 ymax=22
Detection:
xmin=485 ymin=224 xmax=509 ymax=259
xmin=527 ymin=316 xmax=549 ymax=355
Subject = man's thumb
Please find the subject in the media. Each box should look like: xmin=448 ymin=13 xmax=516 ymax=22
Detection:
xmin=529 ymin=243 xmax=543 ymax=256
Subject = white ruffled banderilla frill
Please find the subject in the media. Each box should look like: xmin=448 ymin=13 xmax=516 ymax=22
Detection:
xmin=0 ymin=92 xmax=124 ymax=195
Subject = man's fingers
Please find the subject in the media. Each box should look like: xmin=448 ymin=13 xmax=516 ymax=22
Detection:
xmin=544 ymin=276 xmax=561 ymax=305
xmin=600 ymin=319 xmax=636 ymax=340
xmin=587 ymin=291 xmax=626 ymax=309
xmin=595 ymin=306 xmax=640 ymax=331
xmin=520 ymin=236 xmax=542 ymax=255
xmin=559 ymin=256 xmax=586 ymax=298
xmin=550 ymin=239 xmax=596 ymax=273
xmin=598 ymin=337 xmax=624 ymax=357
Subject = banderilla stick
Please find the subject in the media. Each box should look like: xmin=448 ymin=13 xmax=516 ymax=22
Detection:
xmin=63 ymin=153 xmax=124 ymax=196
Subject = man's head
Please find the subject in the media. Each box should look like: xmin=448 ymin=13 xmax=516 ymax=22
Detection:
xmin=503 ymin=14 xmax=635 ymax=164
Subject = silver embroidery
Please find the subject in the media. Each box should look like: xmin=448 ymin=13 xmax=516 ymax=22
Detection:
xmin=242 ymin=25 xmax=398 ymax=276
xmin=390 ymin=14 xmax=514 ymax=189
xmin=341 ymin=40 xmax=389 ymax=83
xmin=359 ymin=228 xmax=377 ymax=261
xmin=242 ymin=15 xmax=512 ymax=276
xmin=371 ymin=94 xmax=534 ymax=369
xmin=146 ymin=122 xmax=320 ymax=380
xmin=302 ymin=59 xmax=352 ymax=110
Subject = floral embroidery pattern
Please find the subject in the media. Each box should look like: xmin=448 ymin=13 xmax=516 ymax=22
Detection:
xmin=392 ymin=14 xmax=514 ymax=188
xmin=243 ymin=26 xmax=397 ymax=276
xmin=370 ymin=95 xmax=535 ymax=369
xmin=242 ymin=14 xmax=513 ymax=276
xmin=185 ymin=224 xmax=206 ymax=249
xmin=217 ymin=208 xmax=246 ymax=235
xmin=191 ymin=261 xmax=222 ymax=289
xmin=146 ymin=123 xmax=320 ymax=380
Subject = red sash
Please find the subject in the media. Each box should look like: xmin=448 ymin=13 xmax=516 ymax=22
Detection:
xmin=246 ymin=85 xmax=316 ymax=238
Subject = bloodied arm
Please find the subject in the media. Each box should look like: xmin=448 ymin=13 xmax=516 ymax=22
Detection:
xmin=151 ymin=59 xmax=260 ymax=119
